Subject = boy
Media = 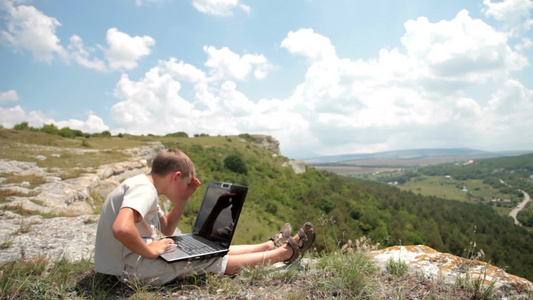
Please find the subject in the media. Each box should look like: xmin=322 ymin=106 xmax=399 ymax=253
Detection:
xmin=95 ymin=148 xmax=315 ymax=285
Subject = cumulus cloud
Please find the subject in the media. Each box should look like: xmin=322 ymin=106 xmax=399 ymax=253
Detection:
xmin=0 ymin=106 xmax=51 ymax=128
xmin=103 ymin=28 xmax=155 ymax=71
xmin=0 ymin=2 xmax=154 ymax=71
xmin=203 ymin=46 xmax=275 ymax=80
xmin=483 ymin=0 xmax=533 ymax=37
xmin=0 ymin=105 xmax=109 ymax=133
xmin=401 ymin=10 xmax=527 ymax=84
xmin=274 ymin=9 xmax=531 ymax=156
xmin=67 ymin=35 xmax=107 ymax=71
xmin=281 ymin=28 xmax=337 ymax=62
xmin=0 ymin=1 xmax=67 ymax=61
xmin=192 ymin=0 xmax=250 ymax=17
xmin=54 ymin=115 xmax=109 ymax=133
xmin=105 ymin=6 xmax=531 ymax=158
xmin=0 ymin=90 xmax=19 ymax=104
xmin=4 ymin=1 xmax=531 ymax=158
xmin=109 ymin=55 xmax=300 ymax=139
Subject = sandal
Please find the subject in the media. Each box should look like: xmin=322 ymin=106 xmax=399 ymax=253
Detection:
xmin=269 ymin=223 xmax=292 ymax=249
xmin=284 ymin=222 xmax=316 ymax=264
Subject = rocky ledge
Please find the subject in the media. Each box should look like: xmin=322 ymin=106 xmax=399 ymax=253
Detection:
xmin=370 ymin=245 xmax=533 ymax=298
xmin=0 ymin=142 xmax=164 ymax=264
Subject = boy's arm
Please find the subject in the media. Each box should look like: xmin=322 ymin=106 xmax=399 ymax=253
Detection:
xmin=113 ymin=207 xmax=174 ymax=258
xmin=159 ymin=200 xmax=187 ymax=236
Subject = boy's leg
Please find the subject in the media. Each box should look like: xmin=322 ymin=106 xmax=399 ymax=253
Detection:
xmin=225 ymin=244 xmax=293 ymax=274
xmin=122 ymin=252 xmax=228 ymax=286
xmin=228 ymin=241 xmax=274 ymax=255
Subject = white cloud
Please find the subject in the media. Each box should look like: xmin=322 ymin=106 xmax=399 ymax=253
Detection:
xmin=0 ymin=90 xmax=19 ymax=104
xmin=103 ymin=28 xmax=155 ymax=71
xmin=67 ymin=35 xmax=107 ymax=71
xmin=54 ymin=115 xmax=109 ymax=133
xmin=192 ymin=0 xmax=250 ymax=17
xmin=111 ymin=65 xmax=196 ymax=134
xmin=281 ymin=28 xmax=337 ymax=62
xmin=162 ymin=58 xmax=207 ymax=83
xmin=203 ymin=46 xmax=274 ymax=80
xmin=483 ymin=0 xmax=533 ymax=37
xmin=0 ymin=1 xmax=67 ymax=61
xmin=488 ymin=79 xmax=533 ymax=114
xmin=0 ymin=105 xmax=109 ymax=133
xmin=0 ymin=105 xmax=51 ymax=128
xmin=401 ymin=10 xmax=527 ymax=85
xmin=5 ymin=1 xmax=530 ymax=158
xmin=109 ymin=56 xmax=291 ymax=137
xmin=273 ymin=9 xmax=531 ymax=156
xmin=0 ymin=2 xmax=154 ymax=71
xmin=106 ymin=8 xmax=531 ymax=157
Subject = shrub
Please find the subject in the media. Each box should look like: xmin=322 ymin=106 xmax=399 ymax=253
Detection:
xmin=224 ymin=154 xmax=248 ymax=174
xmin=41 ymin=124 xmax=59 ymax=135
xmin=166 ymin=131 xmax=189 ymax=138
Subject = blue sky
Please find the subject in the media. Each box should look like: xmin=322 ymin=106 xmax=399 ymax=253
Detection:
xmin=1 ymin=0 xmax=532 ymax=159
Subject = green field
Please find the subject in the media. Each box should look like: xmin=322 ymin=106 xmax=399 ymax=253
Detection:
xmin=394 ymin=175 xmax=518 ymax=217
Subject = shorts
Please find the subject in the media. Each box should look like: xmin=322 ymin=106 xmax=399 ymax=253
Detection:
xmin=120 ymin=253 xmax=229 ymax=286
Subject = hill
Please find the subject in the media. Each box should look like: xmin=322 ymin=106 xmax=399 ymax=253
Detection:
xmin=305 ymin=148 xmax=532 ymax=168
xmin=1 ymin=127 xmax=533 ymax=285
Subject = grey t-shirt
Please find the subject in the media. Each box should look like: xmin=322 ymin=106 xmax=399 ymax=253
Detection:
xmin=94 ymin=174 xmax=164 ymax=276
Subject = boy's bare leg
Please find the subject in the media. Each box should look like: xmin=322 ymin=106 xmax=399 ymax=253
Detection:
xmin=225 ymin=244 xmax=293 ymax=274
xmin=228 ymin=241 xmax=274 ymax=255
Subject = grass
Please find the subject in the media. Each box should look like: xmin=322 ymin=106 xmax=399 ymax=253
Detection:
xmin=3 ymin=174 xmax=47 ymax=189
xmin=0 ymin=128 xmax=137 ymax=169
xmin=386 ymin=257 xmax=408 ymax=277
xmin=2 ymin=203 xmax=75 ymax=219
xmin=396 ymin=175 xmax=518 ymax=204
xmin=0 ymin=243 xmax=501 ymax=299
xmin=0 ymin=249 xmax=377 ymax=299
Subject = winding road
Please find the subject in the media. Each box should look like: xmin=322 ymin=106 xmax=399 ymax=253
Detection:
xmin=510 ymin=190 xmax=531 ymax=226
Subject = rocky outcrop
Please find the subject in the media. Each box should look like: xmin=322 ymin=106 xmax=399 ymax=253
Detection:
xmin=253 ymin=135 xmax=281 ymax=155
xmin=0 ymin=142 xmax=164 ymax=264
xmin=282 ymin=160 xmax=306 ymax=174
xmin=370 ymin=245 xmax=533 ymax=298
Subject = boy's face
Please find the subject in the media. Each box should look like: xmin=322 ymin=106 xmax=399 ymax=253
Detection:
xmin=167 ymin=171 xmax=198 ymax=203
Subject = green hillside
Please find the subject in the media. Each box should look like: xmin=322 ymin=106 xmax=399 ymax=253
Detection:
xmin=158 ymin=135 xmax=533 ymax=281
xmin=1 ymin=127 xmax=533 ymax=281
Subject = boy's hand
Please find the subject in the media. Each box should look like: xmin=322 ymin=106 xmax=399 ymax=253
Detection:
xmin=183 ymin=177 xmax=201 ymax=200
xmin=148 ymin=238 xmax=177 ymax=257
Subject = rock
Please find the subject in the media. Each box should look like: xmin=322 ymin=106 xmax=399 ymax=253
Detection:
xmin=253 ymin=135 xmax=281 ymax=154
xmin=0 ymin=159 xmax=38 ymax=174
xmin=0 ymin=142 xmax=165 ymax=264
xmin=369 ymin=245 xmax=533 ymax=298
xmin=282 ymin=160 xmax=306 ymax=174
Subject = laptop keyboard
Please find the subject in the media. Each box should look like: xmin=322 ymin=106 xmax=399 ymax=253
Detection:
xmin=170 ymin=235 xmax=219 ymax=255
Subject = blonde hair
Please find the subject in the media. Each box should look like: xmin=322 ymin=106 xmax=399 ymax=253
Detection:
xmin=150 ymin=149 xmax=195 ymax=177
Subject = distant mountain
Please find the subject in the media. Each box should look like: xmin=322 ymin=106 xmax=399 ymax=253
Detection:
xmin=304 ymin=148 xmax=533 ymax=165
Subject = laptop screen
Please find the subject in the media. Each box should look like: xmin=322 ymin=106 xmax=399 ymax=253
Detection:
xmin=192 ymin=182 xmax=248 ymax=248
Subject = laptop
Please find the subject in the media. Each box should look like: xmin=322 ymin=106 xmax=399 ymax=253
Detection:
xmin=160 ymin=181 xmax=248 ymax=263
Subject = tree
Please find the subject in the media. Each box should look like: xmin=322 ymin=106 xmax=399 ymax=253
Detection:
xmin=224 ymin=154 xmax=248 ymax=174
xmin=166 ymin=131 xmax=189 ymax=138
xmin=14 ymin=121 xmax=29 ymax=130
xmin=41 ymin=123 xmax=59 ymax=135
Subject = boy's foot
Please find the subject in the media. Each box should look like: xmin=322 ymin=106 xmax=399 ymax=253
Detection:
xmin=269 ymin=223 xmax=292 ymax=249
xmin=284 ymin=222 xmax=316 ymax=264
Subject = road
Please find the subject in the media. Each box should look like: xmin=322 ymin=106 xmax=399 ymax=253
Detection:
xmin=510 ymin=190 xmax=531 ymax=226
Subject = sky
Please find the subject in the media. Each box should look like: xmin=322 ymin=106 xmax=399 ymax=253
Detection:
xmin=0 ymin=0 xmax=532 ymax=159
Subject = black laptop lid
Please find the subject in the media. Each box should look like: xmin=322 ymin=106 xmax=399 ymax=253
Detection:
xmin=192 ymin=182 xmax=248 ymax=248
